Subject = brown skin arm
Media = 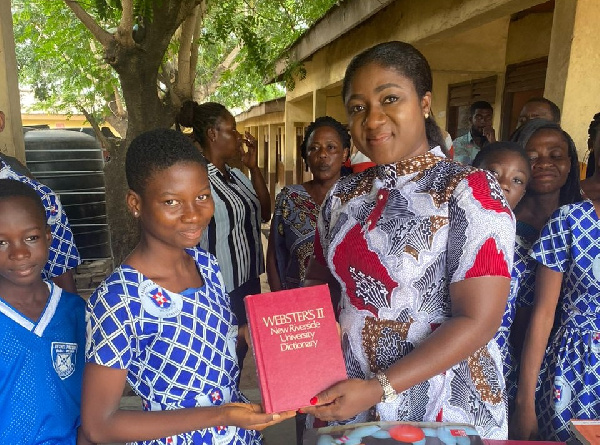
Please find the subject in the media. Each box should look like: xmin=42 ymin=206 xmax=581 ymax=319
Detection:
xmin=80 ymin=363 xmax=294 ymax=443
xmin=52 ymin=269 xmax=78 ymax=294
xmin=511 ymin=266 xmax=562 ymax=440
xmin=304 ymin=256 xmax=341 ymax=315
xmin=266 ymin=220 xmax=283 ymax=292
xmin=240 ymin=131 xmax=271 ymax=222
xmin=302 ymin=276 xmax=510 ymax=421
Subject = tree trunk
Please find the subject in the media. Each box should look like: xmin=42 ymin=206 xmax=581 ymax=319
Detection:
xmin=104 ymin=49 xmax=175 ymax=265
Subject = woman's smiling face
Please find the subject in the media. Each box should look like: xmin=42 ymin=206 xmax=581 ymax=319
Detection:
xmin=344 ymin=63 xmax=431 ymax=165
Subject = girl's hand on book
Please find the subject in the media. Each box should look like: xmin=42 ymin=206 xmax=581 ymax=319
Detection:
xmin=222 ymin=402 xmax=295 ymax=431
xmin=301 ymin=378 xmax=381 ymax=421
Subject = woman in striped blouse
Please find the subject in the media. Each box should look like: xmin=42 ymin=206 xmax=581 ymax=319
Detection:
xmin=177 ymin=101 xmax=271 ymax=370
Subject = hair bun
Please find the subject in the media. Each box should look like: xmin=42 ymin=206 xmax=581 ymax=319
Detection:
xmin=177 ymin=100 xmax=197 ymax=127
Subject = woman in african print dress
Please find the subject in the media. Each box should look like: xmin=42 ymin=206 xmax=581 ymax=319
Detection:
xmin=302 ymin=41 xmax=515 ymax=439
xmin=514 ymin=115 xmax=600 ymax=442
xmin=266 ymin=117 xmax=350 ymax=293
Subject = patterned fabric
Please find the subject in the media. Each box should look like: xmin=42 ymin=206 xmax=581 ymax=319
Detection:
xmin=0 ymin=158 xmax=81 ymax=279
xmin=494 ymin=223 xmax=538 ymax=412
xmin=0 ymin=283 xmax=85 ymax=444
xmin=86 ymin=248 xmax=262 ymax=445
xmin=514 ymin=221 xmax=540 ymax=309
xmin=530 ymin=200 xmax=600 ymax=442
xmin=452 ymin=131 xmax=480 ymax=165
xmin=272 ymin=184 xmax=320 ymax=289
xmin=200 ymin=163 xmax=264 ymax=293
xmin=314 ymin=147 xmax=515 ymax=439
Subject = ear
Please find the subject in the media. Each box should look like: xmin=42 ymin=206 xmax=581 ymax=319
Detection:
xmin=126 ymin=189 xmax=142 ymax=217
xmin=207 ymin=126 xmax=217 ymax=144
xmin=421 ymin=92 xmax=432 ymax=117
xmin=342 ymin=147 xmax=350 ymax=163
xmin=45 ymin=225 xmax=52 ymax=246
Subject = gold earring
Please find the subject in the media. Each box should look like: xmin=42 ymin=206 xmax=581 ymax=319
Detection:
xmin=424 ymin=112 xmax=430 ymax=119
xmin=133 ymin=211 xmax=139 ymax=217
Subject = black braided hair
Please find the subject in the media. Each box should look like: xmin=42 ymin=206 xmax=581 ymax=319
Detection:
xmin=176 ymin=101 xmax=230 ymax=149
xmin=342 ymin=41 xmax=446 ymax=152
xmin=585 ymin=112 xmax=600 ymax=177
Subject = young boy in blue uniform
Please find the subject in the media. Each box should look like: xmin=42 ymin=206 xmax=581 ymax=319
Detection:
xmin=0 ymin=179 xmax=86 ymax=444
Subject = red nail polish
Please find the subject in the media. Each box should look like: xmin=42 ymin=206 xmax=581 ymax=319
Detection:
xmin=297 ymin=408 xmax=304 ymax=414
xmin=310 ymin=396 xmax=318 ymax=406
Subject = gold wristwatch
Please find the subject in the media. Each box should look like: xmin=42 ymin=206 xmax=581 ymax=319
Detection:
xmin=375 ymin=371 xmax=398 ymax=403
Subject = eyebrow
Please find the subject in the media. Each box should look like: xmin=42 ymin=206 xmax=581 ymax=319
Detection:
xmin=347 ymin=82 xmax=404 ymax=102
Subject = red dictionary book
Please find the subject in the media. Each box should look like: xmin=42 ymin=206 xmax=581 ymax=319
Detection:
xmin=244 ymin=284 xmax=347 ymax=413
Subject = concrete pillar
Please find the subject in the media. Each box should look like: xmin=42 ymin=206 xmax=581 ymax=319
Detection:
xmin=313 ymin=89 xmax=327 ymax=120
xmin=545 ymin=0 xmax=600 ymax=155
xmin=284 ymin=100 xmax=310 ymax=185
xmin=0 ymin=1 xmax=25 ymax=161
xmin=268 ymin=124 xmax=278 ymax=206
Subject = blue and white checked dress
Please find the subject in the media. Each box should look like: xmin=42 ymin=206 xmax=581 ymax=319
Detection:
xmin=531 ymin=201 xmax=600 ymax=442
xmin=0 ymin=159 xmax=81 ymax=278
xmin=86 ymin=248 xmax=262 ymax=445
xmin=494 ymin=222 xmax=539 ymax=413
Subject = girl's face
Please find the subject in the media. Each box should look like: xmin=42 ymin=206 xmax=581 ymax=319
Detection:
xmin=525 ymin=128 xmax=571 ymax=195
xmin=479 ymin=151 xmax=530 ymax=209
xmin=305 ymin=126 xmax=348 ymax=182
xmin=129 ymin=162 xmax=214 ymax=250
xmin=345 ymin=63 xmax=431 ymax=165
xmin=0 ymin=197 xmax=51 ymax=289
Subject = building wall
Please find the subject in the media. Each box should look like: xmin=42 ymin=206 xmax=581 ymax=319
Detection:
xmin=239 ymin=0 xmax=597 ymax=194
xmin=0 ymin=1 xmax=25 ymax=161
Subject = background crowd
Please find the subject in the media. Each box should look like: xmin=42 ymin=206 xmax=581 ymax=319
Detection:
xmin=2 ymin=39 xmax=600 ymax=445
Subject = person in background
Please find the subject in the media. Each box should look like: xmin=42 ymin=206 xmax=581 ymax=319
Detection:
xmin=472 ymin=142 xmax=531 ymax=416
xmin=267 ymin=116 xmax=349 ymax=293
xmin=1 ymin=153 xmax=81 ymax=293
xmin=302 ymin=41 xmax=514 ymax=439
xmin=452 ymin=100 xmax=496 ymax=165
xmin=516 ymin=97 xmax=561 ymax=129
xmin=176 ymin=101 xmax=271 ymax=370
xmin=507 ymin=119 xmax=581 ymax=373
xmin=581 ymin=112 xmax=600 ymax=183
xmin=81 ymin=129 xmax=292 ymax=445
xmin=0 ymin=179 xmax=86 ymax=444
xmin=512 ymin=126 xmax=598 ymax=442
xmin=509 ymin=120 xmax=582 ymax=441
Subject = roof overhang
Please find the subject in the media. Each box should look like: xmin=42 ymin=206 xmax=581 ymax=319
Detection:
xmin=273 ymin=0 xmax=396 ymax=80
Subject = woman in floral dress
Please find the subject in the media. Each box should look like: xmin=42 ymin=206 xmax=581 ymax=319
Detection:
xmin=266 ymin=116 xmax=349 ymax=292
xmin=302 ymin=41 xmax=516 ymax=439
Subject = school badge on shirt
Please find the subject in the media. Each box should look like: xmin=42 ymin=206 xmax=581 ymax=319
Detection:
xmin=139 ymin=280 xmax=183 ymax=318
xmin=51 ymin=342 xmax=78 ymax=380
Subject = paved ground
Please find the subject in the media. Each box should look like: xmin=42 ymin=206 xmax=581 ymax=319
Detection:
xmin=107 ymin=226 xmax=297 ymax=444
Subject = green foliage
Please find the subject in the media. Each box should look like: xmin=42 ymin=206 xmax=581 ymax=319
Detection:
xmin=13 ymin=0 xmax=337 ymax=122
xmin=12 ymin=0 xmax=120 ymax=123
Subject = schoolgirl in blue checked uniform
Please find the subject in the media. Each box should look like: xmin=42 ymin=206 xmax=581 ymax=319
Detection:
xmin=472 ymin=142 xmax=531 ymax=415
xmin=81 ymin=129 xmax=292 ymax=445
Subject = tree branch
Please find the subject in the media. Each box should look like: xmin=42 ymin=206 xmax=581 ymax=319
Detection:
xmin=117 ymin=0 xmax=135 ymax=47
xmin=63 ymin=0 xmax=113 ymax=47
xmin=77 ymin=104 xmax=109 ymax=149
